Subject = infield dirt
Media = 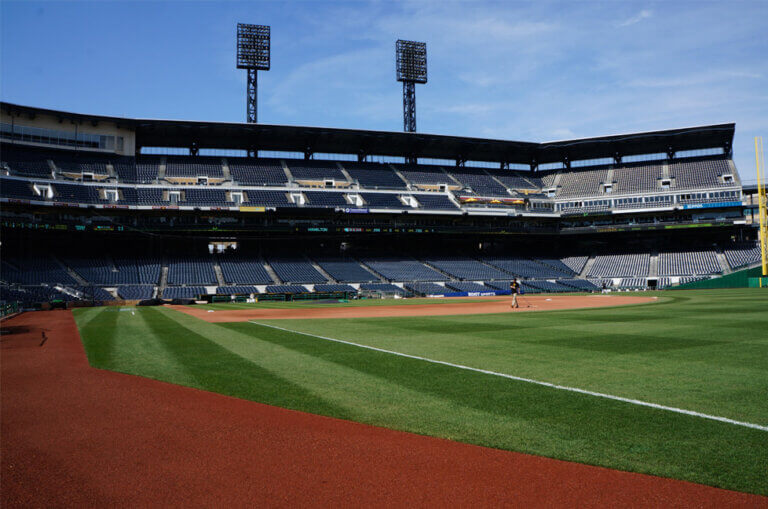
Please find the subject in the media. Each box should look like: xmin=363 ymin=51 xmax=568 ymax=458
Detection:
xmin=170 ymin=294 xmax=657 ymax=322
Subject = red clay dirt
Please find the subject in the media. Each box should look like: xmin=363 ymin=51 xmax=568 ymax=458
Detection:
xmin=2 ymin=310 xmax=766 ymax=507
xmin=170 ymin=294 xmax=657 ymax=322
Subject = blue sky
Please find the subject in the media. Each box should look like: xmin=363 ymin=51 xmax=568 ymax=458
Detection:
xmin=1 ymin=0 xmax=766 ymax=179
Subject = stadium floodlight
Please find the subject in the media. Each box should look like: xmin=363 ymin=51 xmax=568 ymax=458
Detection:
xmin=237 ymin=23 xmax=270 ymax=125
xmin=396 ymin=40 xmax=427 ymax=133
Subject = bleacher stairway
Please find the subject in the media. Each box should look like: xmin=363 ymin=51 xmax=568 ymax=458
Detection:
xmin=579 ymin=256 xmax=596 ymax=278
xmin=309 ymin=259 xmax=337 ymax=283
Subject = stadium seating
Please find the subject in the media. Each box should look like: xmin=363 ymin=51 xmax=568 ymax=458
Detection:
xmin=216 ymin=286 xmax=259 ymax=295
xmin=314 ymin=284 xmax=357 ymax=294
xmin=414 ymin=194 xmax=459 ymax=210
xmin=613 ymin=162 xmax=663 ymax=194
xmin=245 ymin=190 xmax=293 ymax=207
xmin=588 ymin=253 xmax=650 ymax=277
xmin=117 ymin=285 xmax=155 ymax=300
xmin=485 ymin=169 xmax=540 ymax=190
xmin=165 ymin=156 xmax=223 ymax=178
xmin=670 ymin=158 xmax=731 ymax=189
xmin=361 ymin=257 xmax=449 ymax=281
xmin=1 ymin=255 xmax=77 ymax=285
xmin=658 ymin=249 xmax=721 ymax=276
xmin=166 ymin=257 xmax=217 ymax=285
xmin=344 ymin=163 xmax=407 ymax=189
xmin=1 ymin=145 xmax=54 ymax=178
xmin=397 ymin=165 xmax=455 ymax=185
xmin=313 ymin=257 xmax=379 ymax=282
xmin=183 ymin=188 xmax=228 ymax=206
xmin=358 ymin=283 xmax=407 ymax=295
xmin=558 ymin=279 xmax=600 ymax=291
xmin=0 ymin=177 xmax=39 ymax=200
xmin=266 ymin=285 xmax=308 ymax=294
xmin=404 ymin=282 xmax=450 ymax=295
xmin=556 ymin=167 xmax=610 ymax=198
xmin=267 ymin=257 xmax=327 ymax=283
xmin=450 ymin=168 xmax=509 ymax=196
xmin=228 ymin=158 xmax=288 ymax=185
xmin=616 ymin=278 xmax=647 ymax=289
xmin=360 ymin=193 xmax=406 ymax=209
xmin=135 ymin=155 xmax=161 ymax=183
xmin=424 ymin=257 xmax=510 ymax=280
xmin=0 ymin=284 xmax=76 ymax=304
xmin=218 ymin=254 xmax=274 ymax=284
xmin=445 ymin=281 xmax=493 ymax=293
xmin=482 ymin=257 xmax=569 ymax=279
xmin=163 ymin=286 xmax=207 ymax=299
xmin=304 ymin=191 xmax=348 ymax=208
xmin=723 ymin=242 xmax=761 ymax=269
xmin=287 ymin=160 xmax=346 ymax=181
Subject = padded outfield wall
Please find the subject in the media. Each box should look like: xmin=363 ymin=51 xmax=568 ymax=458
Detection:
xmin=672 ymin=266 xmax=767 ymax=289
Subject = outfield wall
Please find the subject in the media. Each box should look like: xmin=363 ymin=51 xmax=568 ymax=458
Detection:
xmin=672 ymin=266 xmax=766 ymax=289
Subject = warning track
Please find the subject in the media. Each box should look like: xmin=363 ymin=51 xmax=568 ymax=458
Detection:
xmin=2 ymin=310 xmax=765 ymax=507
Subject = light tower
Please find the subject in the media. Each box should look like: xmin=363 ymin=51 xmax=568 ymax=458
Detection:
xmin=396 ymin=40 xmax=427 ymax=133
xmin=236 ymin=23 xmax=271 ymax=124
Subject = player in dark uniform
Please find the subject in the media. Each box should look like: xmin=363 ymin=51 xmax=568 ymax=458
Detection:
xmin=510 ymin=278 xmax=520 ymax=309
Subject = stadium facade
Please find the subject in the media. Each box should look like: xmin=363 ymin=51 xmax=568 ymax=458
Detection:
xmin=0 ymin=102 xmax=761 ymax=303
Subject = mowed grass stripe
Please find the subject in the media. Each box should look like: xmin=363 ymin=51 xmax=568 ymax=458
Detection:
xmin=258 ymin=290 xmax=768 ymax=424
xmin=217 ymin=319 xmax=766 ymax=495
xmin=249 ymin=320 xmax=768 ymax=432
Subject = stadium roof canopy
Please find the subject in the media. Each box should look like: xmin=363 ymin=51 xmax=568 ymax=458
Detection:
xmin=1 ymin=102 xmax=735 ymax=166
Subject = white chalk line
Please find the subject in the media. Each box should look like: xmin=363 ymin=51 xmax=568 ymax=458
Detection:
xmin=249 ymin=320 xmax=768 ymax=432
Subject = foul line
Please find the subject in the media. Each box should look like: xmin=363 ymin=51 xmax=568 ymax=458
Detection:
xmin=249 ymin=320 xmax=768 ymax=432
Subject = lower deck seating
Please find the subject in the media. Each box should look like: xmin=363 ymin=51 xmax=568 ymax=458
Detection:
xmin=265 ymin=285 xmax=308 ymax=294
xmin=117 ymin=285 xmax=154 ymax=300
xmin=358 ymin=283 xmax=406 ymax=295
xmin=445 ymin=281 xmax=493 ymax=293
xmin=163 ymin=286 xmax=207 ymax=299
xmin=314 ymin=284 xmax=357 ymax=294
xmin=403 ymin=282 xmax=450 ymax=295
xmin=216 ymin=286 xmax=259 ymax=295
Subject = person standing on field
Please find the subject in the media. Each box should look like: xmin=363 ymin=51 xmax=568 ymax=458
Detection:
xmin=510 ymin=278 xmax=520 ymax=309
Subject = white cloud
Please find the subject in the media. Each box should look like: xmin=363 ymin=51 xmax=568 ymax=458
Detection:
xmin=618 ymin=9 xmax=653 ymax=27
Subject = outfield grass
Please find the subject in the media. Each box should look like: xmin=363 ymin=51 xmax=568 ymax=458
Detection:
xmin=74 ymin=289 xmax=768 ymax=495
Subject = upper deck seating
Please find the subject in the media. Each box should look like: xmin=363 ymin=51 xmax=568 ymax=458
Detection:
xmin=228 ymin=158 xmax=288 ymax=185
xmin=485 ymin=169 xmax=540 ymax=190
xmin=450 ymin=168 xmax=509 ymax=196
xmin=165 ymin=156 xmax=224 ymax=178
xmin=135 ymin=155 xmax=161 ymax=183
xmin=344 ymin=163 xmax=407 ymax=189
xmin=287 ymin=160 xmax=346 ymax=181
xmin=670 ymin=158 xmax=731 ymax=190
xmin=556 ymin=167 xmax=610 ymax=198
xmin=397 ymin=165 xmax=454 ymax=185
xmin=1 ymin=145 xmax=53 ymax=178
xmin=613 ymin=162 xmax=663 ymax=194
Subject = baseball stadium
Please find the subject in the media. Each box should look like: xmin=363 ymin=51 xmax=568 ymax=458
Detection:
xmin=2 ymin=4 xmax=767 ymax=507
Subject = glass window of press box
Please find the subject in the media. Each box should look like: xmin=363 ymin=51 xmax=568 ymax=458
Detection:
xmin=0 ymin=122 xmax=123 ymax=151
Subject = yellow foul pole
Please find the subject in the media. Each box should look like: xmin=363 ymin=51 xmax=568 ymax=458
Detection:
xmin=756 ymin=136 xmax=767 ymax=277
